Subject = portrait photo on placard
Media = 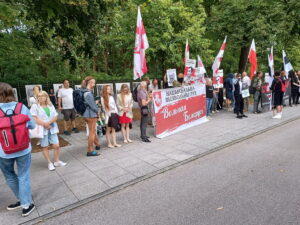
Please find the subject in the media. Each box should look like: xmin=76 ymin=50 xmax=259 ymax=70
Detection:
xmin=96 ymin=83 xmax=113 ymax=96
xmin=53 ymin=83 xmax=63 ymax=97
xmin=115 ymin=82 xmax=131 ymax=94
xmin=25 ymin=84 xmax=42 ymax=107
xmin=13 ymin=88 xmax=18 ymax=102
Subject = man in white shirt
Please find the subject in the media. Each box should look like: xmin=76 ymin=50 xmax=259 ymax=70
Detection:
xmin=58 ymin=80 xmax=79 ymax=135
xmin=242 ymin=72 xmax=251 ymax=112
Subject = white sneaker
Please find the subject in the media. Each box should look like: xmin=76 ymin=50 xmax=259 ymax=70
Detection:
xmin=54 ymin=161 xmax=67 ymax=167
xmin=272 ymin=114 xmax=280 ymax=119
xmin=48 ymin=163 xmax=55 ymax=171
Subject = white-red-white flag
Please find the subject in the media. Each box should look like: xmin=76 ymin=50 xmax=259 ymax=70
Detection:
xmin=248 ymin=39 xmax=257 ymax=80
xmin=197 ymin=55 xmax=206 ymax=74
xmin=133 ymin=7 xmax=149 ymax=80
xmin=212 ymin=36 xmax=227 ymax=77
xmin=184 ymin=39 xmax=189 ymax=64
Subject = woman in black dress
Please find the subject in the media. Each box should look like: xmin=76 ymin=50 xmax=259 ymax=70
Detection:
xmin=270 ymin=71 xmax=284 ymax=119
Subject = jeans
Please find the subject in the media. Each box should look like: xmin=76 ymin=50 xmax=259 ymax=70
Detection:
xmin=253 ymin=91 xmax=262 ymax=112
xmin=0 ymin=153 xmax=32 ymax=207
xmin=140 ymin=113 xmax=148 ymax=139
xmin=206 ymin=98 xmax=213 ymax=116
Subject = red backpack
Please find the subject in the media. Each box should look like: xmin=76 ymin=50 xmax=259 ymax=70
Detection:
xmin=0 ymin=103 xmax=31 ymax=154
xmin=275 ymin=79 xmax=286 ymax=93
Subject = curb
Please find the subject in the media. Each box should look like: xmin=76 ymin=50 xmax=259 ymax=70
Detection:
xmin=23 ymin=116 xmax=300 ymax=225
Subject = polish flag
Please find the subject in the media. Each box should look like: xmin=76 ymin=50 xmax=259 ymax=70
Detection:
xmin=184 ymin=39 xmax=189 ymax=64
xmin=212 ymin=36 xmax=227 ymax=77
xmin=133 ymin=7 xmax=149 ymax=80
xmin=248 ymin=39 xmax=257 ymax=80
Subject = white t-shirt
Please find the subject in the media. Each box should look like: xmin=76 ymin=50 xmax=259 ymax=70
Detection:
xmin=57 ymin=88 xmax=74 ymax=109
xmin=243 ymin=76 xmax=251 ymax=87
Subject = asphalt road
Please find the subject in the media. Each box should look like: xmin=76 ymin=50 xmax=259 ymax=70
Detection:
xmin=40 ymin=119 xmax=300 ymax=225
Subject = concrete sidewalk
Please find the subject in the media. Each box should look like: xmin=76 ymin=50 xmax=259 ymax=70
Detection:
xmin=1 ymin=106 xmax=300 ymax=225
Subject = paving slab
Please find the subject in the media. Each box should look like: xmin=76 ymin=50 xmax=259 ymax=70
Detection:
xmin=1 ymin=106 xmax=300 ymax=224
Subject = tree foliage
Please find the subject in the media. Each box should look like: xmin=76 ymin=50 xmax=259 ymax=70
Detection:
xmin=0 ymin=0 xmax=299 ymax=85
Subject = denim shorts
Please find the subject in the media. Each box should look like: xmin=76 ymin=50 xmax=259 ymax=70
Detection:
xmin=40 ymin=131 xmax=59 ymax=147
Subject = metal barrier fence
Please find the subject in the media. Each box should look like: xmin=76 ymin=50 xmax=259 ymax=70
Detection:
xmin=11 ymin=80 xmax=163 ymax=107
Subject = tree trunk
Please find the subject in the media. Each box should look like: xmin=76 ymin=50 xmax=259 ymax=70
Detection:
xmin=92 ymin=56 xmax=97 ymax=72
xmin=239 ymin=46 xmax=248 ymax=73
xmin=103 ymin=50 xmax=108 ymax=74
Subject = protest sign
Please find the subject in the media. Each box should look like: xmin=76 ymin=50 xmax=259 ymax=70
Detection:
xmin=261 ymin=83 xmax=272 ymax=111
xmin=152 ymin=84 xmax=207 ymax=138
xmin=213 ymin=69 xmax=223 ymax=88
xmin=25 ymin=85 xmax=42 ymax=107
xmin=184 ymin=59 xmax=196 ymax=83
xmin=195 ymin=67 xmax=206 ymax=84
xmin=167 ymin=69 xmax=177 ymax=87
xmin=283 ymin=78 xmax=291 ymax=103
xmin=53 ymin=84 xmax=63 ymax=97
xmin=96 ymin=83 xmax=113 ymax=96
xmin=115 ymin=83 xmax=131 ymax=94
xmin=13 ymin=88 xmax=18 ymax=102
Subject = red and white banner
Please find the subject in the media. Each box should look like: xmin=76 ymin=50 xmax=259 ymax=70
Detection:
xmin=152 ymin=84 xmax=207 ymax=138
xmin=248 ymin=39 xmax=257 ymax=80
xmin=133 ymin=7 xmax=149 ymax=80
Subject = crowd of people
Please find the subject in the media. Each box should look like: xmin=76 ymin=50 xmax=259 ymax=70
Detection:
xmin=0 ymin=69 xmax=299 ymax=217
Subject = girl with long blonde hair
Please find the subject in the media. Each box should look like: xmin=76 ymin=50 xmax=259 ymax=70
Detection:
xmin=101 ymin=85 xmax=121 ymax=148
xmin=117 ymin=84 xmax=133 ymax=143
xmin=30 ymin=91 xmax=66 ymax=171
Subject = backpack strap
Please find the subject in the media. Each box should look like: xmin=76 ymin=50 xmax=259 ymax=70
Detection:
xmin=14 ymin=103 xmax=23 ymax=115
xmin=0 ymin=106 xmax=5 ymax=117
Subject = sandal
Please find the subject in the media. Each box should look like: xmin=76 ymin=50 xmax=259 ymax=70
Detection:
xmin=87 ymin=151 xmax=100 ymax=157
xmin=124 ymin=140 xmax=128 ymax=144
xmin=127 ymin=139 xmax=132 ymax=143
xmin=114 ymin=144 xmax=121 ymax=148
xmin=108 ymin=145 xmax=115 ymax=148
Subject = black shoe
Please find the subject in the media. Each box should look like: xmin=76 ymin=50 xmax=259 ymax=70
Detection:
xmin=22 ymin=204 xmax=35 ymax=217
xmin=63 ymin=130 xmax=71 ymax=135
xmin=7 ymin=201 xmax=21 ymax=211
xmin=257 ymin=110 xmax=262 ymax=114
xmin=142 ymin=138 xmax=151 ymax=143
xmin=242 ymin=114 xmax=248 ymax=118
xmin=87 ymin=151 xmax=100 ymax=156
xmin=95 ymin=145 xmax=101 ymax=150
xmin=236 ymin=115 xmax=243 ymax=119
xmin=140 ymin=136 xmax=150 ymax=139
xmin=72 ymin=128 xmax=79 ymax=133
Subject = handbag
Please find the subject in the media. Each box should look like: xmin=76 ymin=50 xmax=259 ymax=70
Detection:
xmin=29 ymin=105 xmax=44 ymax=139
xmin=141 ymin=106 xmax=149 ymax=116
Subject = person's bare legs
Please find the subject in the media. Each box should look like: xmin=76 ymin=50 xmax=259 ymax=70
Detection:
xmin=42 ymin=147 xmax=51 ymax=163
xmin=106 ymin=126 xmax=113 ymax=148
xmin=53 ymin=144 xmax=60 ymax=162
xmin=111 ymin=128 xmax=121 ymax=147
xmin=126 ymin=123 xmax=132 ymax=142
xmin=121 ymin=123 xmax=127 ymax=143
xmin=71 ymin=120 xmax=76 ymax=129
